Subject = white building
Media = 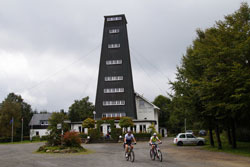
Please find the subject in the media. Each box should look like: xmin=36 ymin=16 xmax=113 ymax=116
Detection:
xmin=71 ymin=93 xmax=161 ymax=136
xmin=29 ymin=93 xmax=162 ymax=138
xmin=29 ymin=113 xmax=51 ymax=139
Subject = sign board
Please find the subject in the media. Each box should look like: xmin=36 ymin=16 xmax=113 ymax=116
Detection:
xmin=57 ymin=123 xmax=62 ymax=129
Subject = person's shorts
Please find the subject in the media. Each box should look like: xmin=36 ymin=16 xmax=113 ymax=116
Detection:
xmin=125 ymin=140 xmax=132 ymax=145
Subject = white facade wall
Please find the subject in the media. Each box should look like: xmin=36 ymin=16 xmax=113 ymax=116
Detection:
xmin=30 ymin=129 xmax=50 ymax=139
xmin=71 ymin=124 xmax=88 ymax=134
xmin=135 ymin=95 xmax=159 ymax=132
xmin=136 ymin=96 xmax=155 ymax=120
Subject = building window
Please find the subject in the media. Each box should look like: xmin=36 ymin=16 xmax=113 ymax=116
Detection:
xmin=36 ymin=131 xmax=39 ymax=136
xmin=109 ymin=29 xmax=120 ymax=34
xmin=78 ymin=126 xmax=82 ymax=133
xmin=106 ymin=60 xmax=122 ymax=65
xmin=105 ymin=76 xmax=123 ymax=81
xmin=140 ymin=125 xmax=143 ymax=132
xmin=139 ymin=100 xmax=145 ymax=107
xmin=143 ymin=125 xmax=146 ymax=132
xmin=102 ymin=113 xmax=126 ymax=118
xmin=133 ymin=125 xmax=137 ymax=133
xmin=40 ymin=120 xmax=48 ymax=125
xmin=104 ymin=88 xmax=124 ymax=93
xmin=108 ymin=44 xmax=120 ymax=48
xmin=103 ymin=100 xmax=125 ymax=106
xmin=107 ymin=17 xmax=122 ymax=21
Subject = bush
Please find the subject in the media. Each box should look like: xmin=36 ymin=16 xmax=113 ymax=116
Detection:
xmin=63 ymin=131 xmax=81 ymax=147
xmin=88 ymin=128 xmax=101 ymax=141
xmin=41 ymin=135 xmax=49 ymax=141
xmin=32 ymin=136 xmax=40 ymax=141
xmin=133 ymin=133 xmax=151 ymax=138
xmin=47 ymin=131 xmax=61 ymax=146
xmin=79 ymin=133 xmax=88 ymax=139
xmin=111 ymin=128 xmax=122 ymax=141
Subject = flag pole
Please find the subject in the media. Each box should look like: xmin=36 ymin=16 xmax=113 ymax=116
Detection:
xmin=21 ymin=118 xmax=23 ymax=142
xmin=11 ymin=117 xmax=14 ymax=143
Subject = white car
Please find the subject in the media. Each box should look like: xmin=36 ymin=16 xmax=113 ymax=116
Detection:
xmin=173 ymin=133 xmax=205 ymax=146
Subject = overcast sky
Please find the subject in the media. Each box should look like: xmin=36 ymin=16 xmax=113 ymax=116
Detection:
xmin=0 ymin=0 xmax=249 ymax=112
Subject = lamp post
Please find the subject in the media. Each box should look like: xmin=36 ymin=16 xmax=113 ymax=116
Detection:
xmin=93 ymin=111 xmax=96 ymax=120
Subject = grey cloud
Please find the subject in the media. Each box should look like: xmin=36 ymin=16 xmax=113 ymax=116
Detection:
xmin=0 ymin=0 xmax=248 ymax=111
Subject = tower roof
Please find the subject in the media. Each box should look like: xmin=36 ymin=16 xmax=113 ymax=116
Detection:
xmin=104 ymin=14 xmax=127 ymax=24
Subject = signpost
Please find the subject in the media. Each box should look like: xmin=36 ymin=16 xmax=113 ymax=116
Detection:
xmin=57 ymin=123 xmax=63 ymax=146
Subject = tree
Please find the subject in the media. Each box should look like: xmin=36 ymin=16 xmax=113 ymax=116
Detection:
xmin=0 ymin=100 xmax=21 ymax=138
xmin=170 ymin=3 xmax=250 ymax=149
xmin=82 ymin=118 xmax=95 ymax=129
xmin=119 ymin=117 xmax=134 ymax=131
xmin=47 ymin=111 xmax=69 ymax=146
xmin=68 ymin=97 xmax=95 ymax=122
xmin=153 ymin=95 xmax=171 ymax=128
xmin=4 ymin=93 xmax=33 ymax=137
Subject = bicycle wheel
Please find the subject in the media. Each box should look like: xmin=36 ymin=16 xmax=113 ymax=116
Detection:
xmin=157 ymin=150 xmax=163 ymax=162
xmin=130 ymin=151 xmax=135 ymax=162
xmin=150 ymin=149 xmax=155 ymax=160
xmin=125 ymin=152 xmax=129 ymax=161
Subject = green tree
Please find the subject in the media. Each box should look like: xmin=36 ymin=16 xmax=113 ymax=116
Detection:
xmin=153 ymin=95 xmax=171 ymax=128
xmin=47 ymin=111 xmax=69 ymax=146
xmin=170 ymin=3 xmax=250 ymax=149
xmin=5 ymin=93 xmax=33 ymax=137
xmin=119 ymin=117 xmax=134 ymax=131
xmin=68 ymin=96 xmax=95 ymax=122
xmin=82 ymin=118 xmax=95 ymax=129
xmin=0 ymin=100 xmax=21 ymax=138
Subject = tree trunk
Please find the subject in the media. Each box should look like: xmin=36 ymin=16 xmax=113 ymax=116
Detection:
xmin=231 ymin=120 xmax=237 ymax=149
xmin=227 ymin=127 xmax=232 ymax=145
xmin=209 ymin=128 xmax=214 ymax=147
xmin=215 ymin=125 xmax=222 ymax=149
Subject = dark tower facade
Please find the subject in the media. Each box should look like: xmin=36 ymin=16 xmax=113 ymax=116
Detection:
xmin=95 ymin=14 xmax=137 ymax=119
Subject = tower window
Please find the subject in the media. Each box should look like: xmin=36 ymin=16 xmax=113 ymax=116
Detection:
xmin=106 ymin=60 xmax=122 ymax=65
xmin=109 ymin=29 xmax=120 ymax=34
xmin=102 ymin=112 xmax=126 ymax=118
xmin=108 ymin=44 xmax=120 ymax=48
xmin=104 ymin=88 xmax=124 ymax=93
xmin=103 ymin=100 xmax=125 ymax=106
xmin=105 ymin=76 xmax=123 ymax=81
xmin=107 ymin=17 xmax=122 ymax=21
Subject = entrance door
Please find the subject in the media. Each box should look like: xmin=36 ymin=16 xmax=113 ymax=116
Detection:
xmin=161 ymin=129 xmax=165 ymax=137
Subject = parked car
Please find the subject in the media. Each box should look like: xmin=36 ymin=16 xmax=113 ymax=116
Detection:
xmin=173 ymin=133 xmax=205 ymax=146
xmin=185 ymin=130 xmax=193 ymax=134
xmin=199 ymin=130 xmax=206 ymax=136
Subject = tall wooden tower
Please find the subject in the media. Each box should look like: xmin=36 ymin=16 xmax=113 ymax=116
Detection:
xmin=95 ymin=14 xmax=137 ymax=119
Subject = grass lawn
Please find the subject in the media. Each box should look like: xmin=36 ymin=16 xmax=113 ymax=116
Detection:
xmin=0 ymin=140 xmax=45 ymax=145
xmin=203 ymin=135 xmax=250 ymax=157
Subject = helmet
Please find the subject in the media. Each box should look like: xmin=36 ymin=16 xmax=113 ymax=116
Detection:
xmin=153 ymin=133 xmax=157 ymax=136
xmin=127 ymin=130 xmax=132 ymax=133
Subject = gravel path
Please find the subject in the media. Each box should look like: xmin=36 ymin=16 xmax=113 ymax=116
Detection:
xmin=0 ymin=138 xmax=249 ymax=167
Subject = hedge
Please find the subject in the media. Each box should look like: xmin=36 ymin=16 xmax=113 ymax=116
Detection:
xmin=111 ymin=128 xmax=122 ymax=141
xmin=0 ymin=136 xmax=30 ymax=143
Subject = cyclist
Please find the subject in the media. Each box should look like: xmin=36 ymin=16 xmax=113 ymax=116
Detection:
xmin=149 ymin=133 xmax=162 ymax=150
xmin=124 ymin=130 xmax=136 ymax=157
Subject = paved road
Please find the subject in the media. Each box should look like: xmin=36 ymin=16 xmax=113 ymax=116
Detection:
xmin=0 ymin=138 xmax=250 ymax=167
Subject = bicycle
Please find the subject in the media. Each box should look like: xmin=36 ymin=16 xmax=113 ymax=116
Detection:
xmin=125 ymin=143 xmax=136 ymax=162
xmin=149 ymin=142 xmax=162 ymax=162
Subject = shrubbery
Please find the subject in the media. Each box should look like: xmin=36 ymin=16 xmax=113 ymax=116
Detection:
xmin=63 ymin=131 xmax=81 ymax=147
xmin=133 ymin=133 xmax=151 ymax=138
xmin=111 ymin=128 xmax=122 ymax=141
xmin=88 ymin=128 xmax=101 ymax=141
xmin=79 ymin=133 xmax=88 ymax=139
